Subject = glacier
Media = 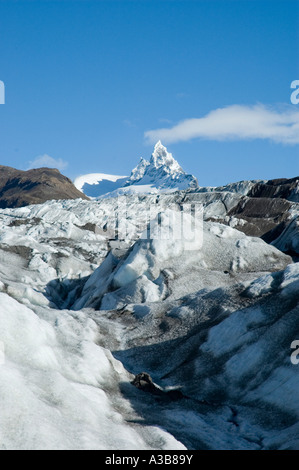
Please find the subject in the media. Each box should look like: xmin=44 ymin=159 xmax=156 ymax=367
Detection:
xmin=0 ymin=177 xmax=299 ymax=449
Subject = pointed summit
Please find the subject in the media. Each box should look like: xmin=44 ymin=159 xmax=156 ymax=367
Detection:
xmin=129 ymin=157 xmax=150 ymax=182
xmin=150 ymin=141 xmax=183 ymax=173
xmin=124 ymin=142 xmax=198 ymax=191
xmin=74 ymin=142 xmax=198 ymax=198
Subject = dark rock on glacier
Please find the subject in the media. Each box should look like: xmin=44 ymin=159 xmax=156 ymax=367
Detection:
xmin=131 ymin=372 xmax=164 ymax=395
xmin=248 ymin=176 xmax=299 ymax=201
xmin=227 ymin=196 xmax=291 ymax=238
xmin=131 ymin=372 xmax=184 ymax=401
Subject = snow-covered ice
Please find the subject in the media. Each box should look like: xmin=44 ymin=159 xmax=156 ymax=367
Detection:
xmin=0 ymin=182 xmax=298 ymax=450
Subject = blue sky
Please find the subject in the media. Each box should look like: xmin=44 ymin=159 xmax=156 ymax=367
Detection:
xmin=0 ymin=0 xmax=298 ymax=187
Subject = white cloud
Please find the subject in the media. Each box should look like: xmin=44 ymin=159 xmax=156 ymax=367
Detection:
xmin=27 ymin=154 xmax=68 ymax=171
xmin=144 ymin=104 xmax=299 ymax=145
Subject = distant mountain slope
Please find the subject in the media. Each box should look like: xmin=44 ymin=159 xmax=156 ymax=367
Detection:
xmin=0 ymin=166 xmax=89 ymax=208
xmin=74 ymin=141 xmax=198 ymax=198
xmin=74 ymin=173 xmax=128 ymax=198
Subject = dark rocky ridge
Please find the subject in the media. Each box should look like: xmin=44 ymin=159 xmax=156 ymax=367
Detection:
xmin=0 ymin=166 xmax=89 ymax=208
xmin=227 ymin=197 xmax=292 ymax=238
xmin=198 ymin=177 xmax=299 ymax=248
xmin=223 ymin=177 xmax=299 ymax=246
xmin=248 ymin=177 xmax=299 ymax=200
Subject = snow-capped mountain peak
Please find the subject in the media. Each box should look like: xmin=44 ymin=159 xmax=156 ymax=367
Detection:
xmin=128 ymin=157 xmax=150 ymax=182
xmin=150 ymin=140 xmax=183 ymax=173
xmin=124 ymin=141 xmax=198 ymax=191
xmin=74 ymin=142 xmax=198 ymax=198
xmin=125 ymin=141 xmax=182 ymax=185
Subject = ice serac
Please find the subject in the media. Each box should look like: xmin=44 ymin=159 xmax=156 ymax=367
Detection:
xmin=71 ymin=211 xmax=291 ymax=311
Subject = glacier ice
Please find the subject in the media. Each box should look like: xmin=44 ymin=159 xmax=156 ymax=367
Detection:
xmin=0 ymin=185 xmax=298 ymax=450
